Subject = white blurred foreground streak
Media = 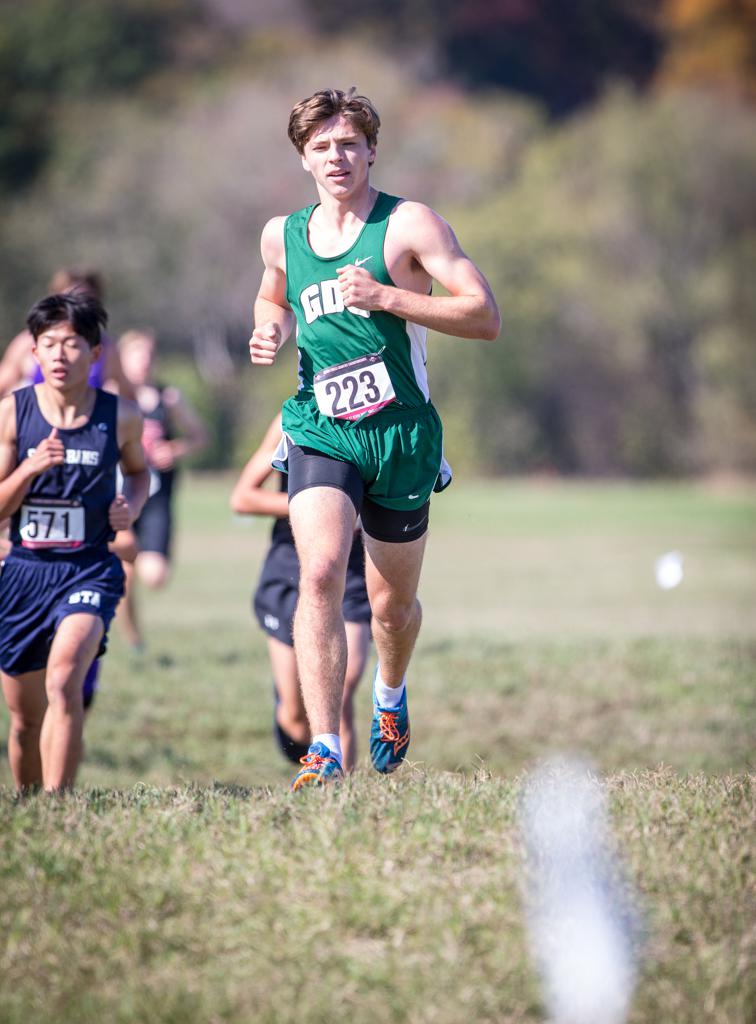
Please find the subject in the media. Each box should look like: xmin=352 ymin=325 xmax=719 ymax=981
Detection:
xmin=654 ymin=551 xmax=684 ymax=590
xmin=520 ymin=758 xmax=640 ymax=1024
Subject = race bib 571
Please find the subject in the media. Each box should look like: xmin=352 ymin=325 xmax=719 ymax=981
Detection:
xmin=19 ymin=498 xmax=85 ymax=550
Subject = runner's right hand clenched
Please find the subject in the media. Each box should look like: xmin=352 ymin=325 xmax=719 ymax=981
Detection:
xmin=249 ymin=323 xmax=282 ymax=366
xmin=26 ymin=426 xmax=65 ymax=476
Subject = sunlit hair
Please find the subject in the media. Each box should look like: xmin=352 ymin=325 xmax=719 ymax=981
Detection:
xmin=288 ymin=87 xmax=380 ymax=155
xmin=118 ymin=328 xmax=156 ymax=353
xmin=48 ymin=267 xmax=105 ymax=301
xmin=27 ymin=293 xmax=107 ymax=349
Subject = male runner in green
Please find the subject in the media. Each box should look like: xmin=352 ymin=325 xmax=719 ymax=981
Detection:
xmin=249 ymin=88 xmax=500 ymax=788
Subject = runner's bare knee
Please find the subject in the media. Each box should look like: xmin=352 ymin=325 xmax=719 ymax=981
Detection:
xmin=45 ymin=670 xmax=84 ymax=712
xmin=372 ymin=593 xmax=416 ymax=633
xmin=299 ymin=555 xmax=345 ymax=600
xmin=10 ymin=716 xmax=43 ymax=749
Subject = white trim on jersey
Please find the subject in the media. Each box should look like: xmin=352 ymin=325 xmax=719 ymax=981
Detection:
xmin=405 ymin=320 xmax=430 ymax=401
xmin=272 ymin=431 xmax=293 ymax=474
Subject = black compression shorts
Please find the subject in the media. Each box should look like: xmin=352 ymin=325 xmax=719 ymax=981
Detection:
xmin=286 ymin=445 xmax=430 ymax=544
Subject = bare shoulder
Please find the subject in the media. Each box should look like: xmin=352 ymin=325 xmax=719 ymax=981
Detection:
xmin=261 ymin=216 xmax=287 ymax=267
xmin=262 ymin=215 xmax=287 ymax=240
xmin=390 ymin=200 xmax=450 ymax=234
xmin=116 ymin=395 xmax=143 ymax=431
xmin=385 ymin=201 xmax=465 ymax=291
xmin=387 ymin=199 xmax=460 ymax=256
xmin=0 ymin=394 xmax=17 ymax=441
xmin=2 ymin=329 xmax=33 ymax=359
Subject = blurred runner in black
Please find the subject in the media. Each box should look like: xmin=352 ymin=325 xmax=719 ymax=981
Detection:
xmin=231 ymin=412 xmax=371 ymax=771
xmin=116 ymin=329 xmax=208 ymax=651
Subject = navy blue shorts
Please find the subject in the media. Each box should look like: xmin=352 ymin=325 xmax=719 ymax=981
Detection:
xmin=253 ymin=534 xmax=371 ymax=647
xmin=0 ymin=548 xmax=125 ymax=676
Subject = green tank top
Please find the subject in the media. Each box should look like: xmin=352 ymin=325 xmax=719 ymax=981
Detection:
xmin=284 ymin=191 xmax=430 ymax=409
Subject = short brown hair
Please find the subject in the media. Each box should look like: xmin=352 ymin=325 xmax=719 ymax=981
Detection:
xmin=288 ymin=88 xmax=380 ymax=154
xmin=48 ymin=267 xmax=105 ymax=301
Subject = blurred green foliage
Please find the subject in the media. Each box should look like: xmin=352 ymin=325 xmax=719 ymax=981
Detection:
xmin=305 ymin=0 xmax=662 ymax=113
xmin=0 ymin=0 xmax=205 ymax=193
xmin=438 ymin=88 xmax=756 ymax=475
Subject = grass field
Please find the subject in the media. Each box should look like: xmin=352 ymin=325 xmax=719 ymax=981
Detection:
xmin=1 ymin=477 xmax=754 ymax=1022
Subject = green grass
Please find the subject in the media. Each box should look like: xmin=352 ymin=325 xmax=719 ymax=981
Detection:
xmin=1 ymin=476 xmax=754 ymax=1022
xmin=0 ymin=773 xmax=752 ymax=1024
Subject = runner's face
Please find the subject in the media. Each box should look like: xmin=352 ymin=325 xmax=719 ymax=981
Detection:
xmin=120 ymin=337 xmax=154 ymax=387
xmin=301 ymin=115 xmax=375 ymax=198
xmin=32 ymin=321 xmax=98 ymax=391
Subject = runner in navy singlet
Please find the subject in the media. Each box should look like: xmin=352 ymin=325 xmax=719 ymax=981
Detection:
xmin=230 ymin=413 xmax=371 ymax=771
xmin=0 ymin=269 xmax=136 ymax=708
xmin=0 ymin=292 xmax=149 ymax=792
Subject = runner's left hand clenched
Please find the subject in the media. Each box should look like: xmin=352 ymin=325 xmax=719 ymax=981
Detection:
xmin=337 ymin=265 xmax=385 ymax=312
xmin=149 ymin=439 xmax=175 ymax=472
xmin=108 ymin=494 xmax=132 ymax=531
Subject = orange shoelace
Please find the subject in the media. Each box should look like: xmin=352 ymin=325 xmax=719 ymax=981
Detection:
xmin=299 ymin=752 xmax=326 ymax=768
xmin=379 ymin=711 xmax=401 ymax=742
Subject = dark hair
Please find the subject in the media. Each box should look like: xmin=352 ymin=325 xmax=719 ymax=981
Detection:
xmin=26 ymin=293 xmax=108 ymax=349
xmin=48 ymin=267 xmax=105 ymax=301
xmin=288 ymin=87 xmax=380 ymax=154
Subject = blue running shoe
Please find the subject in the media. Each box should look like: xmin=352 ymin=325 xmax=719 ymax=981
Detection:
xmin=290 ymin=742 xmax=344 ymax=790
xmin=370 ymin=686 xmax=410 ymax=773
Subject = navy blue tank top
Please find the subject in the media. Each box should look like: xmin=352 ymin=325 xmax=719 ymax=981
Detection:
xmin=10 ymin=385 xmax=120 ymax=555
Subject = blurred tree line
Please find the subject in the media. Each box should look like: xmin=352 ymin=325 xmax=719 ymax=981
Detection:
xmin=1 ymin=0 xmax=754 ymax=475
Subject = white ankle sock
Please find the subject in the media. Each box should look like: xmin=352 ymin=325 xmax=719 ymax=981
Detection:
xmin=374 ymin=667 xmax=406 ymax=709
xmin=312 ymin=733 xmax=342 ymax=763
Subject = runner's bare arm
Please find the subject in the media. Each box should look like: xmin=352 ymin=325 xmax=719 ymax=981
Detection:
xmin=0 ymin=395 xmax=66 ymax=518
xmin=102 ymin=342 xmax=134 ymax=400
xmin=250 ymin=217 xmax=296 ymax=366
xmin=0 ymin=331 xmax=33 ymax=397
xmin=337 ymin=202 xmax=500 ymax=340
xmin=113 ymin=399 xmax=150 ymax=530
xmin=109 ymin=529 xmax=139 ymax=564
xmin=230 ymin=412 xmax=289 ymax=518
xmin=150 ymin=387 xmax=208 ymax=470
xmin=0 ymin=515 xmax=11 ymax=559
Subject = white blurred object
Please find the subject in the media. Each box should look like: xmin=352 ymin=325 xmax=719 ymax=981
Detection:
xmin=520 ymin=758 xmax=639 ymax=1024
xmin=654 ymin=551 xmax=684 ymax=589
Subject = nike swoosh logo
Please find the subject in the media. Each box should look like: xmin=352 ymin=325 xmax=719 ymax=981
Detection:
xmin=402 ymin=517 xmax=428 ymax=533
xmin=354 ymin=256 xmax=373 ymax=267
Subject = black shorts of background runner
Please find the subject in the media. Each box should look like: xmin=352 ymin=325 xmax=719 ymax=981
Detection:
xmin=253 ymin=526 xmax=370 ymax=647
xmin=132 ymin=473 xmax=173 ymax=558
